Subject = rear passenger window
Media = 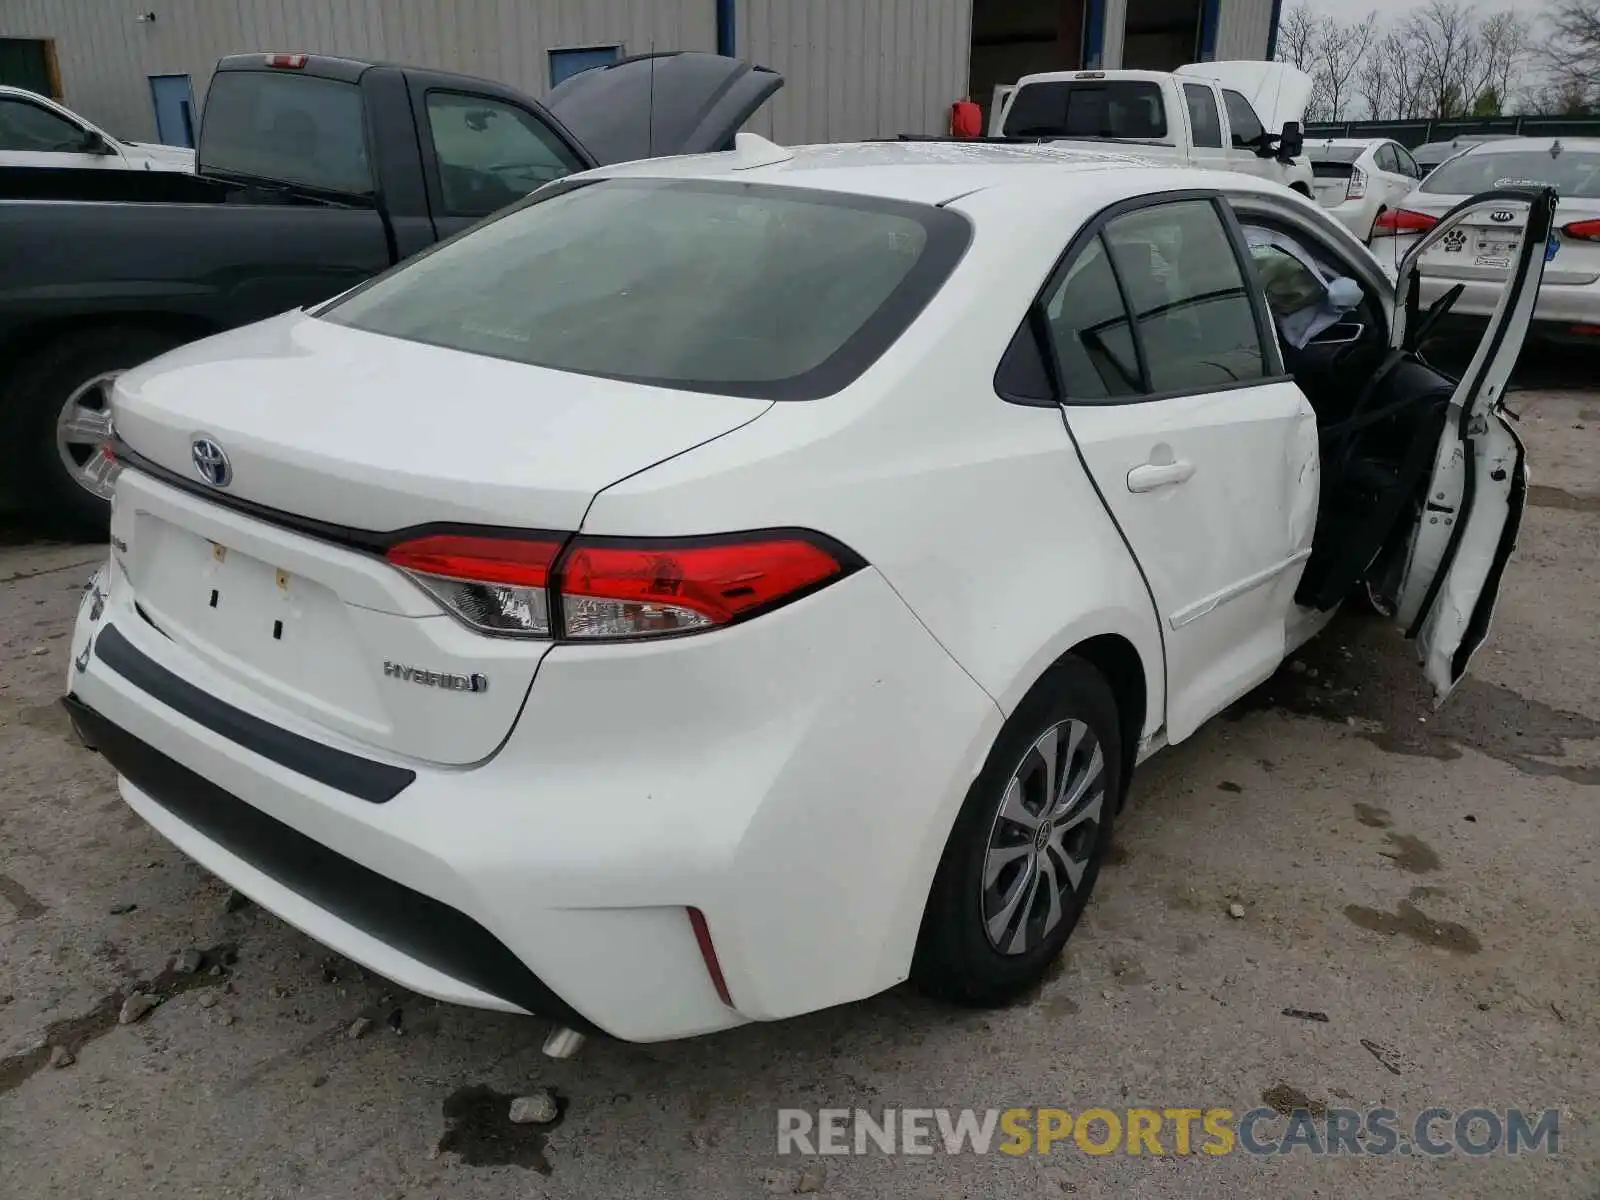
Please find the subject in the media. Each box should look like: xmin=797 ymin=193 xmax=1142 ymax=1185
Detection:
xmin=1040 ymin=237 xmax=1142 ymax=400
xmin=1375 ymin=144 xmax=1398 ymax=173
xmin=1102 ymin=200 xmax=1266 ymax=394
xmin=1183 ymin=85 xmax=1223 ymax=149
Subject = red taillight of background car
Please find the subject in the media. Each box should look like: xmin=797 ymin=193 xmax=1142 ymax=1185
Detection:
xmin=386 ymin=530 xmax=859 ymax=641
xmin=1371 ymin=208 xmax=1439 ymax=237
xmin=1562 ymin=218 xmax=1600 ymax=242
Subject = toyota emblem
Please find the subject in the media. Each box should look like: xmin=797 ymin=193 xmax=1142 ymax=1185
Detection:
xmin=191 ymin=437 xmax=232 ymax=488
xmin=1490 ymin=210 xmax=1516 ymax=223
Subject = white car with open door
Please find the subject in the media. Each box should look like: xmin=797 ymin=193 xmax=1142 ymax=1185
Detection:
xmin=1375 ymin=136 xmax=1600 ymax=341
xmin=0 ymin=86 xmax=194 ymax=172
xmin=61 ymin=139 xmax=1549 ymax=1049
xmin=1306 ymin=138 xmax=1424 ymax=241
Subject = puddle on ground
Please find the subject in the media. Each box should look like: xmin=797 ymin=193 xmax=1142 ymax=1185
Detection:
xmin=1528 ymin=485 xmax=1600 ymax=513
xmin=1379 ymin=833 xmax=1441 ymax=873
xmin=0 ymin=944 xmax=235 ymax=1095
xmin=0 ymin=875 xmax=46 ymax=922
xmin=1261 ymin=1084 xmax=1328 ymax=1118
xmin=438 ymin=1084 xmax=566 ymax=1172
xmin=1343 ymin=900 xmax=1481 ymax=954
xmin=1230 ymin=614 xmax=1600 ymax=786
xmin=1353 ymin=803 xmax=1392 ymax=829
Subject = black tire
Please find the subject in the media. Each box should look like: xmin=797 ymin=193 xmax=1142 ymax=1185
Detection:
xmin=912 ymin=656 xmax=1123 ymax=1007
xmin=11 ymin=325 xmax=186 ymax=540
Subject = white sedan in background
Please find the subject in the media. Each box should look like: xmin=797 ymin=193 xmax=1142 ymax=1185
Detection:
xmin=0 ymin=86 xmax=193 ymax=172
xmin=1307 ymin=138 xmax=1424 ymax=241
xmin=63 ymin=138 xmax=1549 ymax=1049
xmin=1373 ymin=136 xmax=1600 ymax=338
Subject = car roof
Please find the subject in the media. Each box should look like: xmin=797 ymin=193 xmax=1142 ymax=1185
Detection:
xmin=1450 ymin=135 xmax=1600 ymax=154
xmin=578 ymin=138 xmax=1300 ymax=206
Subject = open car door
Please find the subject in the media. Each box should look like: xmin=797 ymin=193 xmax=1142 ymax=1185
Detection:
xmin=1385 ymin=186 xmax=1557 ymax=703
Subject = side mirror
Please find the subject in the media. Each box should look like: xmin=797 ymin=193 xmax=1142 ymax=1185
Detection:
xmin=1278 ymin=121 xmax=1304 ymax=161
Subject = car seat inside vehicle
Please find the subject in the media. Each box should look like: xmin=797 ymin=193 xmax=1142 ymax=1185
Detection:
xmin=1241 ymin=221 xmax=1461 ymax=612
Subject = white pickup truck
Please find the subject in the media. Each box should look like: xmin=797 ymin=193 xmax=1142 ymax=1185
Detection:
xmin=989 ymin=62 xmax=1314 ymax=196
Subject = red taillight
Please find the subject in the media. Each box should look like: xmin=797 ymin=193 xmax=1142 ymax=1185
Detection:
xmin=264 ymin=53 xmax=309 ymax=69
xmin=1562 ymin=219 xmax=1600 ymax=242
xmin=687 ymin=907 xmax=734 ymax=1008
xmin=385 ymin=534 xmax=561 ymax=588
xmin=385 ymin=534 xmax=564 ymax=638
xmin=1568 ymin=323 xmax=1600 ymax=335
xmin=1372 ymin=208 xmax=1438 ymax=237
xmin=558 ymin=534 xmax=849 ymax=639
xmin=385 ymin=529 xmax=857 ymax=641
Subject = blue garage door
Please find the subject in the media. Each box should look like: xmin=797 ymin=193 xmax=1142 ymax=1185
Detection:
xmin=549 ymin=46 xmax=619 ymax=87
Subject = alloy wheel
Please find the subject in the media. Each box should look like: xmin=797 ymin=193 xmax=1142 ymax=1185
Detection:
xmin=980 ymin=718 xmax=1106 ymax=956
xmin=54 ymin=372 xmax=122 ymax=500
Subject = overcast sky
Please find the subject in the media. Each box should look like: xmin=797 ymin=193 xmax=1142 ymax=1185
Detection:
xmin=1298 ymin=0 xmax=1553 ymax=16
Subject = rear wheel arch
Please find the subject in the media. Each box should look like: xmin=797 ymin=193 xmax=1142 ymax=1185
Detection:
xmin=1066 ymin=634 xmax=1146 ymax=807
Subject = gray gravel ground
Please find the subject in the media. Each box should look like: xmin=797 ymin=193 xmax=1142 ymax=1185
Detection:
xmin=0 ymin=385 xmax=1595 ymax=1200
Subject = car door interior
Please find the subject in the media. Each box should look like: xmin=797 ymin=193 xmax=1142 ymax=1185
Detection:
xmin=1237 ymin=214 xmax=1463 ymax=611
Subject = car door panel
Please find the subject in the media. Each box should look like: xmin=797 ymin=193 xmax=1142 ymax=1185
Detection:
xmin=1044 ymin=196 xmax=1316 ymax=742
xmin=1388 ymin=185 xmax=1554 ymax=702
xmin=1066 ymin=383 xmax=1318 ymax=740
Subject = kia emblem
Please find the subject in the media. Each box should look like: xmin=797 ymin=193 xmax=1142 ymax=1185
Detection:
xmin=1490 ymin=210 xmax=1516 ymax=223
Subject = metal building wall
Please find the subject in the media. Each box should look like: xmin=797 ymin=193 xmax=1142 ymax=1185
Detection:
xmin=1214 ymin=0 xmax=1274 ymax=60
xmin=734 ymin=0 xmax=971 ymax=143
xmin=0 ymin=0 xmax=714 ymax=142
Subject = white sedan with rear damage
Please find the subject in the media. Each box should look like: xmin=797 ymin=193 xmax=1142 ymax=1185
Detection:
xmin=62 ymin=138 xmax=1551 ymax=1050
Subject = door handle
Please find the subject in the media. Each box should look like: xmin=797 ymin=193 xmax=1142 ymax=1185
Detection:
xmin=1127 ymin=460 xmax=1195 ymax=492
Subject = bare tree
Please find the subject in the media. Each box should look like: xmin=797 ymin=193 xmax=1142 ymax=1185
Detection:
xmin=1538 ymin=0 xmax=1600 ymax=112
xmin=1318 ymin=13 xmax=1379 ymax=121
xmin=1274 ymin=3 xmax=1378 ymax=121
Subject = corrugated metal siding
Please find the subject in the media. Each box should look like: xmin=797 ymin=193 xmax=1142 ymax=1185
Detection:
xmin=1214 ymin=0 xmax=1274 ymax=61
xmin=0 ymin=0 xmax=714 ymax=142
xmin=735 ymin=0 xmax=970 ymax=143
xmin=1099 ymin=0 xmax=1128 ymax=68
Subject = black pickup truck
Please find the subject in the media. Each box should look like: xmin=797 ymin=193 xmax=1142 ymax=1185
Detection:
xmin=0 ymin=50 xmax=780 ymax=532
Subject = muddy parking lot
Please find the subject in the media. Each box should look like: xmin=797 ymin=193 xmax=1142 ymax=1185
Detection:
xmin=1 ymin=387 xmax=1596 ymax=1199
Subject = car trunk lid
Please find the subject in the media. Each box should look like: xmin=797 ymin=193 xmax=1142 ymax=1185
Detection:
xmin=1401 ymin=194 xmax=1600 ymax=286
xmin=108 ymin=311 xmax=770 ymax=765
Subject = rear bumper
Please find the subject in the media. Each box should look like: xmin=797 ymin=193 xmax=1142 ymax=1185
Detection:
xmin=1420 ymin=276 xmax=1600 ymax=328
xmin=67 ymin=550 xmax=1002 ymax=1042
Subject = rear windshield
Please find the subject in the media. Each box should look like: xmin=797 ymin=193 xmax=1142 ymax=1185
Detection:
xmin=1312 ymin=162 xmax=1356 ymax=179
xmin=1422 ymin=148 xmax=1600 ymax=197
xmin=1310 ymin=146 xmax=1364 ymax=164
xmin=1002 ymin=81 xmax=1168 ymax=140
xmin=199 ymin=71 xmax=372 ymax=196
xmin=319 ymin=178 xmax=971 ymax=400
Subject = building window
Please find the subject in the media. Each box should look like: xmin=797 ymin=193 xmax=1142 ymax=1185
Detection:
xmin=548 ymin=46 xmax=621 ymax=88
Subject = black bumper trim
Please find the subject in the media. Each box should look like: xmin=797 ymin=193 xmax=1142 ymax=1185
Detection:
xmin=94 ymin=623 xmax=415 ymax=804
xmin=62 ymin=694 xmax=597 ymax=1033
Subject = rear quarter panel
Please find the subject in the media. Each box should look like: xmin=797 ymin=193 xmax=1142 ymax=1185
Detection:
xmin=579 ymin=179 xmax=1166 ymax=732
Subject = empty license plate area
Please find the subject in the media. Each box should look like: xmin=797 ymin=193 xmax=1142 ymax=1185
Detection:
xmin=128 ymin=512 xmax=389 ymax=735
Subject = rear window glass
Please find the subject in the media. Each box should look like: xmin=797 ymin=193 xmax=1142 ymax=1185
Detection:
xmin=1002 ymin=81 xmax=1168 ymax=140
xmin=1422 ymin=149 xmax=1600 ymax=197
xmin=1310 ymin=146 xmax=1364 ymax=164
xmin=199 ymin=71 xmax=372 ymax=195
xmin=320 ymin=178 xmax=971 ymax=400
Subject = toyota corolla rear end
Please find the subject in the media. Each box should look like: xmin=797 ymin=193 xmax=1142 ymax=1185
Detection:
xmin=63 ymin=173 xmax=997 ymax=1042
xmin=1373 ymin=138 xmax=1600 ymax=339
